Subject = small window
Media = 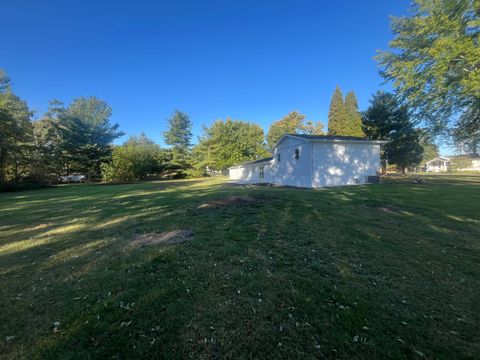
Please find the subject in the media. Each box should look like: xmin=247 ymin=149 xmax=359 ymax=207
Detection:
xmin=277 ymin=153 xmax=281 ymax=162
xmin=295 ymin=148 xmax=300 ymax=160
xmin=259 ymin=166 xmax=264 ymax=180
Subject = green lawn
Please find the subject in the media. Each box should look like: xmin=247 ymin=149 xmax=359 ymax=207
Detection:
xmin=1 ymin=176 xmax=479 ymax=359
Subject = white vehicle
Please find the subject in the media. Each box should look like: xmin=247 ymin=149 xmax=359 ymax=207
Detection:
xmin=59 ymin=175 xmax=86 ymax=183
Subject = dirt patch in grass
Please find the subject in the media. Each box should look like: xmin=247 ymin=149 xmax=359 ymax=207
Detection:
xmin=378 ymin=206 xmax=398 ymax=214
xmin=197 ymin=194 xmax=269 ymax=209
xmin=127 ymin=229 xmax=194 ymax=249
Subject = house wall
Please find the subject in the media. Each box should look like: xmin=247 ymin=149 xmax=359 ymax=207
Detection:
xmin=269 ymin=137 xmax=312 ymax=187
xmin=228 ymin=162 xmax=272 ymax=183
xmin=311 ymin=142 xmax=381 ymax=187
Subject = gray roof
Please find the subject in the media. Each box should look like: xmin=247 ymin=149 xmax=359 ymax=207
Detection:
xmin=271 ymin=133 xmax=386 ymax=151
xmin=228 ymin=157 xmax=273 ymax=169
xmin=286 ymin=134 xmax=378 ymax=141
xmin=239 ymin=157 xmax=273 ymax=165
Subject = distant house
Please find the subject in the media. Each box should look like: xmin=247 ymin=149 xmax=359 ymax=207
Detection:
xmin=425 ymin=156 xmax=451 ymax=172
xmin=425 ymin=155 xmax=480 ymax=172
xmin=228 ymin=134 xmax=386 ymax=188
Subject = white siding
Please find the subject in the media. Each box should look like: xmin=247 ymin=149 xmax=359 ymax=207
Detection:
xmin=311 ymin=142 xmax=381 ymax=187
xmin=270 ymin=139 xmax=312 ymax=187
xmin=228 ymin=136 xmax=383 ymax=188
xmin=228 ymin=162 xmax=271 ymax=183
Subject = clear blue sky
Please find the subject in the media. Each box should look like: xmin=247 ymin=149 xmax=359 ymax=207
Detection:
xmin=2 ymin=0 xmax=413 ymax=147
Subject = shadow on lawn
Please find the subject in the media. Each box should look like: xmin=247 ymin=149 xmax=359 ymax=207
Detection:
xmin=1 ymin=178 xmax=480 ymax=358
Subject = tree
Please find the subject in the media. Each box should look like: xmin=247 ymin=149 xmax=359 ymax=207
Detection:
xmin=376 ymin=0 xmax=480 ymax=134
xmin=163 ymin=110 xmax=193 ymax=173
xmin=345 ymin=91 xmax=365 ymax=137
xmin=327 ymin=86 xmax=349 ymax=136
xmin=452 ymin=105 xmax=480 ymax=154
xmin=266 ymin=111 xmax=323 ymax=148
xmin=101 ymin=134 xmax=171 ymax=182
xmin=0 ymin=86 xmax=33 ymax=183
xmin=163 ymin=110 xmax=192 ymax=149
xmin=194 ymin=118 xmax=269 ymax=171
xmin=53 ymin=97 xmax=123 ymax=179
xmin=362 ymin=91 xmax=423 ymax=174
xmin=419 ymin=130 xmax=440 ymax=165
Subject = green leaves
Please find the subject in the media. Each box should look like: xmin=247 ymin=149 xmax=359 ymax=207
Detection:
xmin=102 ymin=135 xmax=172 ymax=182
xmin=163 ymin=110 xmax=192 ymax=150
xmin=362 ymin=92 xmax=423 ymax=173
xmin=194 ymin=118 xmax=269 ymax=171
xmin=377 ymin=0 xmax=480 ymax=133
xmin=266 ymin=111 xmax=323 ymax=149
xmin=328 ymin=87 xmax=364 ymax=137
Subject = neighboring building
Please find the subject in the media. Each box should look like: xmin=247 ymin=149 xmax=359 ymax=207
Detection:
xmin=228 ymin=134 xmax=385 ymax=188
xmin=425 ymin=155 xmax=480 ymax=172
xmin=425 ymin=156 xmax=451 ymax=172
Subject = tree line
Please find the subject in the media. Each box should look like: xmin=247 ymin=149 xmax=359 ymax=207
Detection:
xmin=0 ymin=69 xmax=436 ymax=192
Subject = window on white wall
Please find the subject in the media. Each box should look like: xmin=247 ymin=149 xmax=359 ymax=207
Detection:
xmin=259 ymin=166 xmax=264 ymax=180
xmin=295 ymin=148 xmax=300 ymax=160
xmin=277 ymin=153 xmax=281 ymax=162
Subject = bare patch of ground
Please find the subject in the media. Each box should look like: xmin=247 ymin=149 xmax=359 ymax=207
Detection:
xmin=197 ymin=195 xmax=269 ymax=209
xmin=378 ymin=206 xmax=398 ymax=214
xmin=127 ymin=229 xmax=193 ymax=249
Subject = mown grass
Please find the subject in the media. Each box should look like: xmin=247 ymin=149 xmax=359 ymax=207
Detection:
xmin=1 ymin=175 xmax=479 ymax=359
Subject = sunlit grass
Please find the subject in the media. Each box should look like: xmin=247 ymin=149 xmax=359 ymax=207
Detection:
xmin=1 ymin=175 xmax=479 ymax=359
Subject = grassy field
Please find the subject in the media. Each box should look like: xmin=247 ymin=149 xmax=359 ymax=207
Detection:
xmin=1 ymin=175 xmax=479 ymax=359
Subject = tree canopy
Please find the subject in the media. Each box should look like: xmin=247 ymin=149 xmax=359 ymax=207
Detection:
xmin=163 ymin=110 xmax=192 ymax=150
xmin=345 ymin=91 xmax=365 ymax=137
xmin=266 ymin=111 xmax=323 ymax=148
xmin=362 ymin=91 xmax=423 ymax=173
xmin=376 ymin=0 xmax=480 ymax=136
xmin=327 ymin=86 xmax=348 ymax=136
xmin=194 ymin=118 xmax=269 ymax=171
xmin=101 ymin=134 xmax=171 ymax=182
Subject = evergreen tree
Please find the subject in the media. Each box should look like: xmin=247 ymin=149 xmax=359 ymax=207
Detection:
xmin=163 ymin=110 xmax=193 ymax=173
xmin=362 ymin=91 xmax=423 ymax=174
xmin=163 ymin=110 xmax=192 ymax=150
xmin=327 ymin=86 xmax=348 ymax=136
xmin=345 ymin=91 xmax=364 ymax=137
xmin=54 ymin=96 xmax=124 ymax=179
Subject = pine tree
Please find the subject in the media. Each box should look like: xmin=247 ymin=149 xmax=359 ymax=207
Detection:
xmin=327 ymin=86 xmax=348 ymax=136
xmin=163 ymin=110 xmax=193 ymax=172
xmin=345 ymin=91 xmax=364 ymax=137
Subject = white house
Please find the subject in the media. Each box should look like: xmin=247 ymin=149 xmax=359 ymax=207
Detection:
xmin=425 ymin=155 xmax=480 ymax=172
xmin=425 ymin=156 xmax=451 ymax=172
xmin=228 ymin=134 xmax=385 ymax=188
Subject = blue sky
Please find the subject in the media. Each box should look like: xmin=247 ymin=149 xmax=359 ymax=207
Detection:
xmin=2 ymin=0 xmax=413 ymax=147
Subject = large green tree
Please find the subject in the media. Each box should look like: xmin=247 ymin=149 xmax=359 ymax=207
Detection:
xmin=0 ymin=80 xmax=33 ymax=183
xmin=345 ymin=91 xmax=365 ymax=137
xmin=102 ymin=133 xmax=171 ymax=182
xmin=163 ymin=110 xmax=193 ymax=172
xmin=327 ymin=86 xmax=349 ymax=136
xmin=363 ymin=91 xmax=423 ymax=174
xmin=376 ymin=0 xmax=480 ymax=135
xmin=50 ymin=97 xmax=123 ymax=178
xmin=194 ymin=118 xmax=269 ymax=172
xmin=266 ymin=111 xmax=323 ymax=148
